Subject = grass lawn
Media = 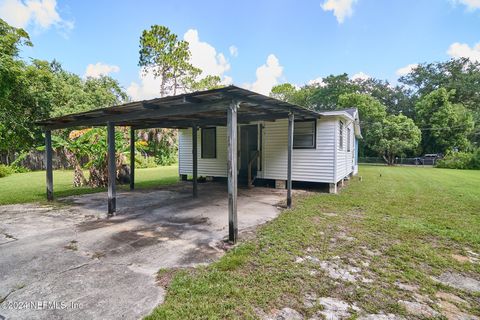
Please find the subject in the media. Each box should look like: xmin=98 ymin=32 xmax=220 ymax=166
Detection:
xmin=146 ymin=165 xmax=480 ymax=319
xmin=0 ymin=165 xmax=179 ymax=205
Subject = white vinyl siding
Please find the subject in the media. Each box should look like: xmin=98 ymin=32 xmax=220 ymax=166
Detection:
xmin=260 ymin=118 xmax=335 ymax=183
xmin=179 ymin=127 xmax=228 ymax=177
xmin=178 ymin=117 xmax=356 ymax=184
xmin=335 ymin=119 xmax=355 ymax=182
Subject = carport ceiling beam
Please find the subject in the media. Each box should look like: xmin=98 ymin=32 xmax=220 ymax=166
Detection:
xmin=131 ymin=113 xmax=291 ymax=130
xmin=44 ymin=100 xmax=231 ymax=130
xmin=230 ymin=94 xmax=315 ymax=118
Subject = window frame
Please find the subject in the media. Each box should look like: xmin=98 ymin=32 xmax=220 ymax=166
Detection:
xmin=201 ymin=127 xmax=216 ymax=159
xmin=339 ymin=120 xmax=344 ymax=150
xmin=293 ymin=119 xmax=317 ymax=149
xmin=347 ymin=127 xmax=351 ymax=152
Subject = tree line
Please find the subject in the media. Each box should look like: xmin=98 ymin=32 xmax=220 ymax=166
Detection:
xmin=0 ymin=21 xmax=225 ymax=184
xmin=1 ymin=17 xmax=479 ymax=180
xmin=0 ymin=19 xmax=128 ymax=164
xmin=270 ymin=59 xmax=479 ymax=167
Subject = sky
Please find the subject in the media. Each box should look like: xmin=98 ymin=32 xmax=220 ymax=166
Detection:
xmin=1 ymin=0 xmax=479 ymax=100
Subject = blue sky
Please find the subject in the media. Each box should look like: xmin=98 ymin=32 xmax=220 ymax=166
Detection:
xmin=1 ymin=0 xmax=479 ymax=99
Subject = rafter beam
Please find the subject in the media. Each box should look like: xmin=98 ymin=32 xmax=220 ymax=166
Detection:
xmin=43 ymin=100 xmax=231 ymax=130
xmin=227 ymin=93 xmax=316 ymax=119
xmin=130 ymin=112 xmax=290 ymax=130
xmin=183 ymin=96 xmax=203 ymax=104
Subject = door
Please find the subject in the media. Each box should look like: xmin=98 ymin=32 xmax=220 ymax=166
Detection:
xmin=239 ymin=125 xmax=258 ymax=181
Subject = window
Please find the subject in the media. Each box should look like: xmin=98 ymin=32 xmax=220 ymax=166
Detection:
xmin=347 ymin=127 xmax=351 ymax=152
xmin=339 ymin=121 xmax=344 ymax=150
xmin=201 ymin=127 xmax=216 ymax=158
xmin=293 ymin=120 xmax=316 ymax=149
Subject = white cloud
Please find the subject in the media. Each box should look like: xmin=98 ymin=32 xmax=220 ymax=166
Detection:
xmin=84 ymin=62 xmax=120 ymax=78
xmin=223 ymin=75 xmax=233 ymax=85
xmin=308 ymin=77 xmax=326 ymax=86
xmin=351 ymin=71 xmax=370 ymax=81
xmin=0 ymin=0 xmax=32 ymax=28
xmin=244 ymin=54 xmax=284 ymax=95
xmin=321 ymin=0 xmax=358 ymax=23
xmin=229 ymin=45 xmax=238 ymax=57
xmin=396 ymin=63 xmax=419 ymax=77
xmin=447 ymin=41 xmax=480 ymax=62
xmin=127 ymin=29 xmax=233 ymax=100
xmin=127 ymin=68 xmax=162 ymax=101
xmin=453 ymin=0 xmax=480 ymax=10
xmin=184 ymin=29 xmax=231 ymax=81
xmin=0 ymin=0 xmax=72 ymax=31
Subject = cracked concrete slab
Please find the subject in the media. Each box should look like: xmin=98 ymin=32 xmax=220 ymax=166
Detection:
xmin=0 ymin=182 xmax=285 ymax=320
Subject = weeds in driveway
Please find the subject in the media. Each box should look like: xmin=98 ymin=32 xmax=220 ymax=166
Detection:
xmin=64 ymin=240 xmax=78 ymax=251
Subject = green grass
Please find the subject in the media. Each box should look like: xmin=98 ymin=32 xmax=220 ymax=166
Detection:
xmin=0 ymin=165 xmax=179 ymax=205
xmin=146 ymin=165 xmax=480 ymax=319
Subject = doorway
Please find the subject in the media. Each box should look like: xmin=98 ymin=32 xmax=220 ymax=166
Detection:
xmin=239 ymin=125 xmax=258 ymax=184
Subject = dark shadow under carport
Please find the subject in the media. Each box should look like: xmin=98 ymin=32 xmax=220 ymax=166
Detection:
xmin=36 ymin=86 xmax=321 ymax=243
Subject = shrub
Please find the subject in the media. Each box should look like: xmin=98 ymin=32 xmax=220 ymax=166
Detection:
xmin=436 ymin=150 xmax=480 ymax=169
xmin=11 ymin=165 xmax=30 ymax=173
xmin=135 ymin=152 xmax=177 ymax=168
xmin=471 ymin=148 xmax=480 ymax=169
xmin=0 ymin=165 xmax=15 ymax=178
xmin=135 ymin=156 xmax=158 ymax=168
xmin=155 ymin=151 xmax=177 ymax=166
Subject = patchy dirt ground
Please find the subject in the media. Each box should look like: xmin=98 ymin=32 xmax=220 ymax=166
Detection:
xmin=260 ymin=223 xmax=480 ymax=320
xmin=143 ymin=167 xmax=480 ymax=320
xmin=0 ymin=182 xmax=286 ymax=320
xmin=267 ymin=214 xmax=480 ymax=320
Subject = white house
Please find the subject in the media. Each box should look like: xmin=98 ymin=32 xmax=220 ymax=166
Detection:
xmin=37 ymin=85 xmax=361 ymax=242
xmin=178 ymin=108 xmax=361 ymax=193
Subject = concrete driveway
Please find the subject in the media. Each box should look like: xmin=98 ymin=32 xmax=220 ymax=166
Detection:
xmin=0 ymin=182 xmax=285 ymax=320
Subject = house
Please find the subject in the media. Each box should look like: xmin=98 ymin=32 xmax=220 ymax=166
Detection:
xmin=36 ymin=85 xmax=361 ymax=243
xmin=178 ymin=107 xmax=361 ymax=193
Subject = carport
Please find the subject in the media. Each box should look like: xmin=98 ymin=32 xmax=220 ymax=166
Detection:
xmin=36 ymin=86 xmax=319 ymax=243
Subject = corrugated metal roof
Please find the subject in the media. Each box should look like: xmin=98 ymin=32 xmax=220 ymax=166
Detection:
xmin=36 ymin=86 xmax=321 ymax=130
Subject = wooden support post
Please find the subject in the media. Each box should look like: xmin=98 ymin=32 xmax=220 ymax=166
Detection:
xmin=192 ymin=124 xmax=198 ymax=198
xmin=227 ymin=100 xmax=238 ymax=243
xmin=45 ymin=130 xmax=53 ymax=201
xmin=130 ymin=127 xmax=135 ymax=191
xmin=287 ymin=113 xmax=294 ymax=208
xmin=107 ymin=122 xmax=116 ymax=216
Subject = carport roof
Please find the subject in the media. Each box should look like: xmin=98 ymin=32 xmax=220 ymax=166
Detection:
xmin=36 ymin=85 xmax=322 ymax=130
